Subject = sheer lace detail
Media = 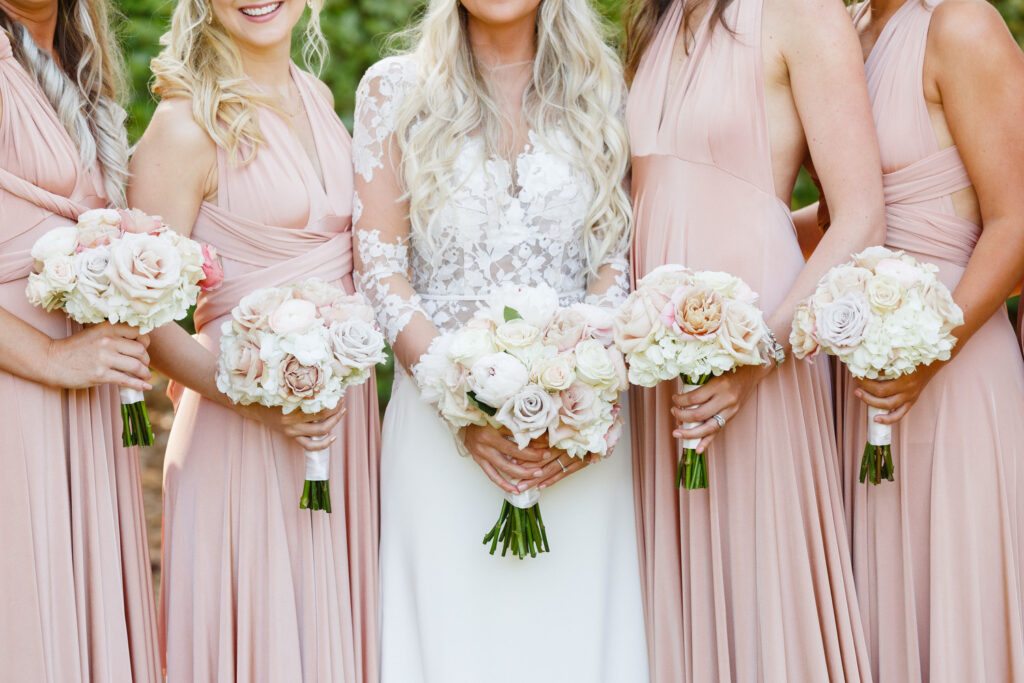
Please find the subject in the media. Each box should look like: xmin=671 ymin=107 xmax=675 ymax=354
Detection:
xmin=353 ymin=55 xmax=631 ymax=369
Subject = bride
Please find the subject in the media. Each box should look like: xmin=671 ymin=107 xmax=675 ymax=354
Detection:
xmin=352 ymin=0 xmax=649 ymax=680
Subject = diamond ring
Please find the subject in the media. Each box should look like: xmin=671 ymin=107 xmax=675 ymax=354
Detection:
xmin=712 ymin=413 xmax=726 ymax=430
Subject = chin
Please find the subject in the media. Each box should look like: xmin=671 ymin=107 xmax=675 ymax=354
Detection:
xmin=461 ymin=0 xmax=543 ymax=27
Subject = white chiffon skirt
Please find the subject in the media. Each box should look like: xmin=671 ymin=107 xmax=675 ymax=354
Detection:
xmin=379 ymin=368 xmax=650 ymax=683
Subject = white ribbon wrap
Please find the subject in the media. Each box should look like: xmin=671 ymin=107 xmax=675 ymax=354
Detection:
xmin=304 ymin=435 xmax=330 ymax=481
xmin=504 ymin=486 xmax=541 ymax=509
xmin=867 ymin=406 xmax=892 ymax=447
xmin=680 ymin=383 xmax=701 ymax=450
xmin=119 ymin=387 xmax=144 ymax=405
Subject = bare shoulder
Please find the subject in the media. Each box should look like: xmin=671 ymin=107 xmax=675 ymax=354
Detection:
xmin=929 ymin=0 xmax=1019 ymax=61
xmin=765 ymin=0 xmax=858 ymax=41
xmin=135 ymin=97 xmax=216 ymax=165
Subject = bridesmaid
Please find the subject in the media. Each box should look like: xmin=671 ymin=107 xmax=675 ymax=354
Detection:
xmin=623 ymin=0 xmax=885 ymax=679
xmin=0 ymin=2 xmax=160 ymax=682
xmin=128 ymin=1 xmax=379 ymax=681
xmin=840 ymin=1 xmax=1024 ymax=680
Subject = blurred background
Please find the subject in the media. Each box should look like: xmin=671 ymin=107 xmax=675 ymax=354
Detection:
xmin=121 ymin=0 xmax=1024 ymax=588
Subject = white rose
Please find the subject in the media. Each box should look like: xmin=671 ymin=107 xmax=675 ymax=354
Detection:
xmin=716 ymin=301 xmax=766 ymax=366
xmin=817 ymin=293 xmax=870 ymax=352
xmin=233 ymin=288 xmax=290 ymax=333
xmin=574 ymin=339 xmax=620 ymax=395
xmin=531 ymin=354 xmax=576 ymax=392
xmin=920 ymin=280 xmax=963 ymax=334
xmin=41 ymin=254 xmax=77 ymax=294
xmin=875 ymin=257 xmax=922 ymax=289
xmin=494 ymin=318 xmax=541 ymax=350
xmin=105 ymin=233 xmax=183 ymax=306
xmin=449 ymin=327 xmax=498 ymax=367
xmin=65 ymin=245 xmax=112 ymax=321
xmin=76 ymin=208 xmax=121 ymax=232
xmin=496 ymin=383 xmax=561 ymax=449
xmin=866 ymin=274 xmax=904 ymax=313
xmin=852 ymin=245 xmax=900 ymax=271
xmin=467 ymin=352 xmax=530 ymax=410
xmin=30 ymin=226 xmax=77 ymax=264
xmin=329 ymin=319 xmax=387 ymax=374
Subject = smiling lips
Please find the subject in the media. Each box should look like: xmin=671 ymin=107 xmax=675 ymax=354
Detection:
xmin=239 ymin=1 xmax=282 ymax=18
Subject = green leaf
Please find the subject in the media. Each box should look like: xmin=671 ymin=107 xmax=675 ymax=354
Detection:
xmin=466 ymin=391 xmax=498 ymax=417
xmin=503 ymin=306 xmax=523 ymax=322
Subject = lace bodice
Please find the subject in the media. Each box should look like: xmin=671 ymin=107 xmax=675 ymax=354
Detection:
xmin=352 ymin=56 xmax=630 ymax=370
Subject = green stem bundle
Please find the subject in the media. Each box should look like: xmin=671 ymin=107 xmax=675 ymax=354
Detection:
xmin=300 ymin=480 xmax=332 ymax=512
xmin=120 ymin=400 xmax=154 ymax=447
xmin=859 ymin=443 xmax=895 ymax=485
xmin=482 ymin=500 xmax=549 ymax=560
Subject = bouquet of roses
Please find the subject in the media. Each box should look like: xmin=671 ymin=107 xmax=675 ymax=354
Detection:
xmin=26 ymin=208 xmax=223 ymax=447
xmin=414 ymin=284 xmax=627 ymax=560
xmin=790 ymin=246 xmax=963 ymax=484
xmin=613 ymin=264 xmax=770 ymax=489
xmin=216 ymin=279 xmax=386 ymax=511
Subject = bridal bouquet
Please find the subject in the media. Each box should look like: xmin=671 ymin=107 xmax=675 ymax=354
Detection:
xmin=790 ymin=246 xmax=963 ymax=484
xmin=216 ymin=279 xmax=386 ymax=511
xmin=26 ymin=208 xmax=223 ymax=447
xmin=613 ymin=264 xmax=770 ymax=489
xmin=414 ymin=284 xmax=627 ymax=560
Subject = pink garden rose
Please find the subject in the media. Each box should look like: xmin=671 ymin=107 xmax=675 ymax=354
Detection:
xmin=612 ymin=289 xmax=663 ymax=354
xmin=663 ymin=286 xmax=724 ymax=339
xmin=199 ymin=244 xmax=225 ymax=292
xmin=232 ymin=288 xmax=290 ymax=333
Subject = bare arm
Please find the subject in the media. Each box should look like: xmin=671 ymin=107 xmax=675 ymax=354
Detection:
xmin=855 ymin=1 xmax=1024 ymax=423
xmin=128 ymin=98 xmax=341 ymax=447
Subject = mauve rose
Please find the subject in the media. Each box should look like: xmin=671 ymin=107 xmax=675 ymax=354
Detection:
xmin=269 ymin=298 xmax=319 ymax=336
xmin=817 ymin=294 xmax=869 ymax=351
xmin=613 ymin=290 xmax=663 ymax=354
xmin=544 ymin=308 xmax=587 ymax=352
xmin=468 ymin=352 xmax=529 ymax=409
xmin=866 ymin=275 xmax=903 ymax=313
xmin=496 ymin=384 xmax=561 ymax=449
xmin=105 ymin=233 xmax=182 ymax=304
xmin=717 ymin=301 xmax=765 ymax=365
xmin=232 ymin=288 xmax=289 ymax=333
xmin=278 ymin=355 xmax=326 ymax=401
xmin=330 ymin=319 xmax=386 ymax=371
xmin=199 ymin=244 xmax=225 ymax=292
xmin=664 ymin=286 xmax=723 ymax=339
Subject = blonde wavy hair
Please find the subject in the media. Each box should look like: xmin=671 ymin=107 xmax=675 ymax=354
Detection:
xmin=393 ymin=0 xmax=632 ymax=272
xmin=151 ymin=0 xmax=328 ymax=165
xmin=1 ymin=1 xmax=130 ymax=206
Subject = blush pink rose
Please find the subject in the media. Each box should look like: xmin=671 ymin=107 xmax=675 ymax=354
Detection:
xmin=198 ymin=244 xmax=225 ymax=292
xmin=613 ymin=290 xmax=663 ymax=354
xmin=268 ymin=298 xmax=319 ymax=336
xmin=232 ymin=288 xmax=290 ymax=333
xmin=118 ymin=208 xmax=164 ymax=235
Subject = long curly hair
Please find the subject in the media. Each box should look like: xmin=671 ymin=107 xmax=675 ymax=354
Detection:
xmin=393 ymin=0 xmax=632 ymax=274
xmin=150 ymin=0 xmax=327 ymax=165
xmin=1 ymin=1 xmax=130 ymax=206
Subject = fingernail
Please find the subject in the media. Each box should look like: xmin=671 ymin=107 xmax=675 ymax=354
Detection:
xmin=518 ymin=482 xmax=529 ymax=491
xmin=673 ymin=431 xmax=681 ymax=438
xmin=511 ymin=459 xmax=518 ymax=465
xmin=539 ymin=484 xmax=547 ymax=490
xmin=534 ymin=470 xmax=543 ymax=477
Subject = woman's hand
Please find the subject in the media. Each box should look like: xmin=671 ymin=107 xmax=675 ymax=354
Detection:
xmin=43 ymin=323 xmax=152 ymax=391
xmin=853 ymin=362 xmax=944 ymax=425
xmin=242 ymin=399 xmax=347 ymax=451
xmin=461 ymin=424 xmax=550 ymax=496
xmin=670 ymin=363 xmax=774 ymax=453
xmin=531 ymin=450 xmax=595 ymax=491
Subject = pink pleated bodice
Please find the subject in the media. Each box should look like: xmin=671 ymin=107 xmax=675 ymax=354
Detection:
xmin=0 ymin=30 xmax=160 ymax=683
xmin=626 ymin=2 xmax=871 ymax=681
xmin=839 ymin=3 xmax=1024 ymax=681
xmin=160 ymin=65 xmax=379 ymax=683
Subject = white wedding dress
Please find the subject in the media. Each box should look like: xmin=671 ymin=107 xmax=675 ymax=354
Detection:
xmin=353 ymin=56 xmax=649 ymax=683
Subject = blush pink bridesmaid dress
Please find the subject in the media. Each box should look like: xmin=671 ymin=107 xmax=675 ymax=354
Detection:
xmin=838 ymin=2 xmax=1024 ymax=680
xmin=626 ymin=1 xmax=870 ymax=680
xmin=0 ymin=31 xmax=160 ymax=683
xmin=159 ymin=66 xmax=379 ymax=683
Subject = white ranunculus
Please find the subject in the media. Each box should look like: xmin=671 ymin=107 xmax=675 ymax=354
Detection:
xmin=866 ymin=274 xmax=904 ymax=313
xmin=531 ymin=354 xmax=576 ymax=392
xmin=269 ymin=298 xmax=319 ymax=337
xmin=329 ymin=319 xmax=387 ymax=374
xmin=31 ymin=226 xmax=77 ymax=264
xmin=817 ymin=293 xmax=870 ymax=352
xmin=467 ymin=352 xmax=530 ymax=410
xmin=496 ymin=383 xmax=561 ymax=449
xmin=449 ymin=327 xmax=498 ymax=367
xmin=494 ymin=318 xmax=541 ymax=350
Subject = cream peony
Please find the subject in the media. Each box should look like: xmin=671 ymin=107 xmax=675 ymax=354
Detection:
xmin=467 ymin=352 xmax=529 ymax=409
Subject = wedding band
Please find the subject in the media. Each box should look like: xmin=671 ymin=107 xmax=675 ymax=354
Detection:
xmin=558 ymin=458 xmax=568 ymax=473
xmin=712 ymin=413 xmax=726 ymax=430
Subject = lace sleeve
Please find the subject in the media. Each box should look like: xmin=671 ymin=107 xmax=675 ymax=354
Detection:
xmin=584 ymin=252 xmax=631 ymax=309
xmin=352 ymin=57 xmax=439 ymax=372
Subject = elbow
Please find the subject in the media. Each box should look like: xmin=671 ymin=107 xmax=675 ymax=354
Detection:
xmin=839 ymin=203 xmax=887 ymax=254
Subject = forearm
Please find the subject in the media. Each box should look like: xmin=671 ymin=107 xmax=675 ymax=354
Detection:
xmin=792 ymin=202 xmax=825 ymax=254
xmin=0 ymin=306 xmax=57 ymax=385
xmin=148 ymin=322 xmax=236 ymax=410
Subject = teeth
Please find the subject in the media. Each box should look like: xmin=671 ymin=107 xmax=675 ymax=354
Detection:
xmin=240 ymin=2 xmax=280 ymax=16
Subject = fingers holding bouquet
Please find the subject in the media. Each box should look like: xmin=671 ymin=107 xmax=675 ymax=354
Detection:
xmin=669 ymin=363 xmax=772 ymax=452
xmin=45 ymin=322 xmax=153 ymax=391
xmin=460 ymin=424 xmax=548 ymax=495
xmin=853 ymin=362 xmax=942 ymax=425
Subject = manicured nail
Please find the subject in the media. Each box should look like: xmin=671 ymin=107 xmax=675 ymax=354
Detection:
xmin=518 ymin=482 xmax=529 ymax=491
xmin=539 ymin=484 xmax=547 ymax=490
xmin=673 ymin=431 xmax=682 ymax=438
xmin=534 ymin=470 xmax=543 ymax=477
